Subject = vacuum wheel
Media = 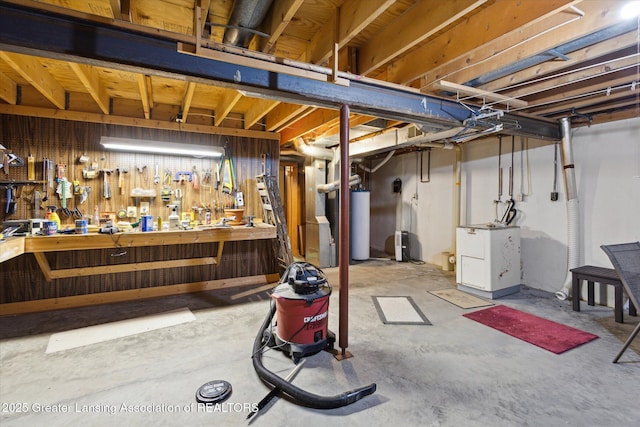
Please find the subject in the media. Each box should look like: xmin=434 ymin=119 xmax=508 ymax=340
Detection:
xmin=195 ymin=380 xmax=232 ymax=405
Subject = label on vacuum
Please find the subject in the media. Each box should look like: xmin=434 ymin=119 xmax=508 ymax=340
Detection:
xmin=304 ymin=311 xmax=327 ymax=324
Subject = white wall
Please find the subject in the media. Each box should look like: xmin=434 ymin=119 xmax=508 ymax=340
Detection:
xmin=370 ymin=117 xmax=640 ymax=295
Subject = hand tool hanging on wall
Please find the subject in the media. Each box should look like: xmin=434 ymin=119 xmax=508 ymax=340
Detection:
xmin=101 ymin=169 xmax=113 ymax=199
xmin=154 ymin=164 xmax=160 ymax=185
xmin=192 ymin=166 xmax=200 ymax=190
xmin=27 ymin=154 xmax=35 ymax=180
xmin=161 ymin=168 xmax=172 ymax=202
xmin=41 ymin=157 xmax=52 ymax=203
xmin=174 ymin=171 xmax=192 ymax=184
xmin=5 ymin=185 xmax=16 ymax=214
xmin=82 ymin=160 xmax=99 ymax=179
xmin=79 ymin=186 xmax=91 ymax=204
xmin=33 ymin=190 xmax=41 ymax=218
xmin=0 ymin=145 xmax=24 ymax=175
xmin=55 ymin=163 xmax=72 ymax=210
xmin=116 ymin=167 xmax=128 ymax=195
xmin=136 ymin=165 xmax=147 ymax=180
xmin=2 ymin=153 xmax=8 ymax=175
xmin=56 ymin=179 xmax=72 ymax=210
xmin=217 ymin=140 xmax=236 ymax=194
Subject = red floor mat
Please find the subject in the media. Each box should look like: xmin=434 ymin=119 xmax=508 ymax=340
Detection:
xmin=463 ymin=305 xmax=598 ymax=354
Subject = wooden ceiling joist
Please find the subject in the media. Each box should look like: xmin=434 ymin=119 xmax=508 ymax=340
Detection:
xmin=479 ymin=32 xmax=640 ymax=93
xmin=68 ymin=63 xmax=110 ymax=115
xmin=181 ymin=81 xmax=197 ymax=121
xmin=266 ymin=103 xmax=311 ymax=132
xmin=214 ymin=89 xmax=242 ymax=126
xmin=279 ymin=109 xmax=340 ymax=144
xmin=259 ymin=0 xmax=305 ymax=54
xmin=0 ymin=104 xmax=280 ymax=140
xmin=435 ymin=80 xmax=528 ymax=109
xmin=0 ymin=71 xmax=17 ymax=105
xmin=244 ymin=99 xmax=280 ymax=130
xmin=312 ymin=114 xmax=377 ymax=142
xmin=525 ymin=77 xmax=637 ymax=115
xmin=0 ymin=0 xmax=634 ymax=136
xmin=0 ymin=51 xmax=66 ymax=110
xmin=502 ymin=54 xmax=640 ymax=100
xmin=136 ymin=74 xmax=152 ymax=119
xmin=308 ymin=0 xmax=394 ymax=66
xmin=358 ymin=0 xmax=488 ymax=75
xmin=386 ymin=0 xmax=580 ymax=86
xmin=418 ymin=0 xmax=629 ymax=91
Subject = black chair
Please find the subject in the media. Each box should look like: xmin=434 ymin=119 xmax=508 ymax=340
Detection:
xmin=601 ymin=242 xmax=640 ymax=363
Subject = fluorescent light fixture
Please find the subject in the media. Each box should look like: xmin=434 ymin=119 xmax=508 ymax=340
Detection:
xmin=100 ymin=136 xmax=223 ymax=158
xmin=621 ymin=1 xmax=640 ymax=18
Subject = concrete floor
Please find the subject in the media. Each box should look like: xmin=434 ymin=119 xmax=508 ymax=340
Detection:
xmin=1 ymin=259 xmax=638 ymax=426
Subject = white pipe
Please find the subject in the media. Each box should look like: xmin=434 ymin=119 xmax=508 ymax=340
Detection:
xmin=555 ymin=117 xmax=580 ymax=300
xmin=411 ymin=127 xmax=463 ymax=147
xmin=293 ymin=137 xmax=334 ymax=161
xmin=357 ymin=150 xmax=395 ymax=173
xmin=420 ymin=141 xmax=455 ymax=149
xmin=452 ymin=145 xmax=462 ymax=258
xmin=317 ymin=175 xmax=361 ymax=193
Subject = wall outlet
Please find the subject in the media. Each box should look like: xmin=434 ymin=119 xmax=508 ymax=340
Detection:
xmin=550 ymin=191 xmax=559 ymax=201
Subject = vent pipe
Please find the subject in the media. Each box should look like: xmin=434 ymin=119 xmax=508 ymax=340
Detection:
xmin=555 ymin=117 xmax=580 ymax=300
xmin=293 ymin=137 xmax=334 ymax=161
xmin=223 ymin=0 xmax=273 ymax=48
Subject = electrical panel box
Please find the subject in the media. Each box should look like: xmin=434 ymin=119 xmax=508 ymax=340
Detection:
xmin=456 ymin=225 xmax=521 ymax=299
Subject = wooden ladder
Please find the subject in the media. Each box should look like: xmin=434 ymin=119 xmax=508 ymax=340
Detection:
xmin=256 ymin=174 xmax=293 ymax=274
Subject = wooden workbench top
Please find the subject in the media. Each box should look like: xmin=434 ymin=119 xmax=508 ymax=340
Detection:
xmin=0 ymin=236 xmax=25 ymax=263
xmin=24 ymin=224 xmax=276 ymax=253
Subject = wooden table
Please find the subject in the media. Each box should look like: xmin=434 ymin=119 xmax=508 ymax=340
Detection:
xmin=571 ymin=265 xmax=638 ymax=323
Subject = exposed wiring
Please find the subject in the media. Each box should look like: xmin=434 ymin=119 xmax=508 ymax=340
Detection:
xmin=509 ymin=82 xmax=638 ymax=113
xmin=488 ymin=53 xmax=640 ymax=95
xmin=520 ymin=136 xmax=531 ymax=198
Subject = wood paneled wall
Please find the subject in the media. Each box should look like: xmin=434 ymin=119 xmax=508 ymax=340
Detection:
xmin=0 ymin=115 xmax=280 ymax=305
xmin=1 ymin=115 xmax=277 ymax=225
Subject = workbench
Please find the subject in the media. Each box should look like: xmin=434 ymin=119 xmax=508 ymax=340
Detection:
xmin=0 ymin=225 xmax=279 ymax=315
xmin=0 ymin=236 xmax=24 ymax=263
xmin=24 ymin=225 xmax=275 ymax=281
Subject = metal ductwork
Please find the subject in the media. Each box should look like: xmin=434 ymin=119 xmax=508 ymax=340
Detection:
xmin=223 ymin=0 xmax=274 ymax=48
xmin=293 ymin=137 xmax=334 ymax=161
xmin=349 ymin=125 xmax=463 ymax=158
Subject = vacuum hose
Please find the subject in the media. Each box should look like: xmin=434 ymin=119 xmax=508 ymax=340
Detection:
xmin=252 ymin=304 xmax=377 ymax=409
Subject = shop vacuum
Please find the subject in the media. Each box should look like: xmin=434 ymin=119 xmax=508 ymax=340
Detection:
xmin=251 ymin=262 xmax=376 ymax=411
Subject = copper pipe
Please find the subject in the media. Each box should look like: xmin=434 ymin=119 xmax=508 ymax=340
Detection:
xmin=338 ymin=104 xmax=350 ymax=354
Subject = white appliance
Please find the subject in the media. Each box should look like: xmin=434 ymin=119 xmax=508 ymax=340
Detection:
xmin=395 ymin=230 xmax=409 ymax=262
xmin=456 ymin=225 xmax=521 ymax=299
